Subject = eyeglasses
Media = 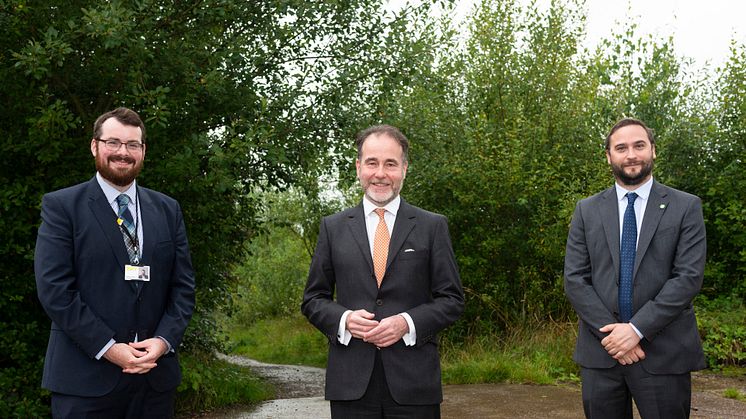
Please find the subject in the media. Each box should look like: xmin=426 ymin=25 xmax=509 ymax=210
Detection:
xmin=96 ymin=138 xmax=144 ymax=152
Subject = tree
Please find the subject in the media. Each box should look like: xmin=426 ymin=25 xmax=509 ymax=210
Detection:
xmin=0 ymin=0 xmax=443 ymax=413
xmin=363 ymin=0 xmax=745 ymax=336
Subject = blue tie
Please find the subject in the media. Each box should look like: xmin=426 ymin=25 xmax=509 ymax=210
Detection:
xmin=619 ymin=192 xmax=638 ymax=322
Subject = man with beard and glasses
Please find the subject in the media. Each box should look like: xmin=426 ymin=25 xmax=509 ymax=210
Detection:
xmin=302 ymin=124 xmax=464 ymax=418
xmin=34 ymin=107 xmax=195 ymax=418
xmin=564 ymin=118 xmax=707 ymax=419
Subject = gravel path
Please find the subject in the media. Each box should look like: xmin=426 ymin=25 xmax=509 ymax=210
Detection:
xmin=201 ymin=354 xmax=746 ymax=418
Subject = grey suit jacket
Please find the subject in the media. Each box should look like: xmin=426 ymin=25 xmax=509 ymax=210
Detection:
xmin=301 ymin=199 xmax=464 ymax=404
xmin=564 ymin=180 xmax=706 ymax=374
xmin=34 ymin=177 xmax=196 ymax=396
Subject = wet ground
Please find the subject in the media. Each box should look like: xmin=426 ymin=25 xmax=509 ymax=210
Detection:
xmin=201 ymin=354 xmax=746 ymax=418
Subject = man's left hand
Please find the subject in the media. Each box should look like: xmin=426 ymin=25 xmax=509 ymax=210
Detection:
xmin=600 ymin=323 xmax=641 ymax=358
xmin=126 ymin=338 xmax=168 ymax=373
xmin=363 ymin=315 xmax=409 ymax=348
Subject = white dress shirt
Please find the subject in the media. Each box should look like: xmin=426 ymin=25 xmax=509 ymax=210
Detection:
xmin=613 ymin=177 xmax=654 ymax=338
xmin=94 ymin=173 xmax=172 ymax=359
xmin=337 ymin=195 xmax=417 ymax=346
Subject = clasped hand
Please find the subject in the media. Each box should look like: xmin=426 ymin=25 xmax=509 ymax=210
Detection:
xmin=346 ymin=309 xmax=409 ymax=348
xmin=599 ymin=323 xmax=645 ymax=365
xmin=103 ymin=338 xmax=168 ymax=374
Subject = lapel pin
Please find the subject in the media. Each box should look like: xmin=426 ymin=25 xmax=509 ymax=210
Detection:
xmin=659 ymin=204 xmax=666 ymax=209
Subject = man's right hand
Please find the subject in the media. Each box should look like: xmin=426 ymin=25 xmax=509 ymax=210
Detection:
xmin=346 ymin=309 xmax=379 ymax=340
xmin=616 ymin=344 xmax=646 ymax=365
xmin=103 ymin=342 xmax=157 ymax=374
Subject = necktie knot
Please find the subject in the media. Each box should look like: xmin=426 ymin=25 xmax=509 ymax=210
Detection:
xmin=626 ymin=192 xmax=638 ymax=207
xmin=117 ymin=194 xmax=130 ymax=208
xmin=375 ymin=208 xmax=386 ymax=220
xmin=116 ymin=194 xmax=135 ymax=233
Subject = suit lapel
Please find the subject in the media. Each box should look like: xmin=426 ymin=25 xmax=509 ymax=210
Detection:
xmin=86 ymin=177 xmax=137 ymax=292
xmin=600 ymin=187 xmax=621 ymax=278
xmin=346 ymin=203 xmax=374 ymax=273
xmin=634 ymin=181 xmax=668 ymax=278
xmin=387 ymin=200 xmax=416 ymax=272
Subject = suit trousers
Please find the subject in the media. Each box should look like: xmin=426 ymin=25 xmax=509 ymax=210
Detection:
xmin=581 ymin=363 xmax=691 ymax=419
xmin=51 ymin=373 xmax=175 ymax=419
xmin=330 ymin=350 xmax=441 ymax=419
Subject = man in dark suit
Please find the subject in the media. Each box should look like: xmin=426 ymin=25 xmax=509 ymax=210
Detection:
xmin=302 ymin=124 xmax=464 ymax=418
xmin=564 ymin=118 xmax=706 ymax=419
xmin=35 ymin=107 xmax=196 ymax=418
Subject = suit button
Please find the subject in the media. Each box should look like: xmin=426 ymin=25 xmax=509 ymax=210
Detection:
xmin=376 ymin=299 xmax=383 ymax=306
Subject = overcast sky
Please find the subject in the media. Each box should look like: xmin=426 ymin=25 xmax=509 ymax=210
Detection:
xmin=420 ymin=0 xmax=746 ymax=69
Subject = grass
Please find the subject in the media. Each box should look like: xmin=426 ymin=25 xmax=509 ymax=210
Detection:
xmin=225 ymin=314 xmax=580 ymax=386
xmin=723 ymin=388 xmax=746 ymax=401
xmin=175 ymin=352 xmax=273 ymax=417
xmin=440 ymin=321 xmax=579 ymax=385
xmin=226 ymin=315 xmax=329 ymax=368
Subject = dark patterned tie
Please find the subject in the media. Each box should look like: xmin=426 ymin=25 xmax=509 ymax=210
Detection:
xmin=116 ymin=194 xmax=138 ymax=263
xmin=619 ymin=192 xmax=638 ymax=322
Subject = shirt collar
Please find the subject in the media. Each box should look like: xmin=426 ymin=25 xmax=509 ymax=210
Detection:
xmin=96 ymin=172 xmax=137 ymax=206
xmin=363 ymin=195 xmax=401 ymax=217
xmin=615 ymin=177 xmax=653 ymax=202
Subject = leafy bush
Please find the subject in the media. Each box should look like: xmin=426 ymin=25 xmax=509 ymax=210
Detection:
xmin=231 ymin=226 xmax=311 ymax=324
xmin=175 ymin=352 xmax=272 ymax=416
xmin=696 ymin=296 xmax=746 ymax=368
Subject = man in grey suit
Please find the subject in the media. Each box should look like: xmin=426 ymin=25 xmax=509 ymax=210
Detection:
xmin=564 ymin=118 xmax=706 ymax=419
xmin=302 ymin=124 xmax=464 ymax=418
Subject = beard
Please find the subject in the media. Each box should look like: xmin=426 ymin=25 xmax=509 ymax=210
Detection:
xmin=611 ymin=158 xmax=654 ymax=186
xmin=95 ymin=151 xmax=143 ymax=187
xmin=361 ymin=178 xmax=404 ymax=207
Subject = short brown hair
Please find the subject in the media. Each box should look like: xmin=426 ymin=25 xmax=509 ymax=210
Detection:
xmin=93 ymin=107 xmax=146 ymax=143
xmin=605 ymin=118 xmax=654 ymax=150
xmin=355 ymin=124 xmax=409 ymax=162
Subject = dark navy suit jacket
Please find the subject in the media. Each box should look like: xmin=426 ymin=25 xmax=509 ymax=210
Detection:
xmin=302 ymin=199 xmax=464 ymax=404
xmin=34 ymin=176 xmax=195 ymax=396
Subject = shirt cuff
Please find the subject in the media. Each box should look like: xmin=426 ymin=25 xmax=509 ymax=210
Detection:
xmin=157 ymin=336 xmax=173 ymax=353
xmin=96 ymin=338 xmax=116 ymax=360
xmin=338 ymin=310 xmax=353 ymax=345
xmin=400 ymin=312 xmax=416 ymax=346
xmin=629 ymin=322 xmax=644 ymax=339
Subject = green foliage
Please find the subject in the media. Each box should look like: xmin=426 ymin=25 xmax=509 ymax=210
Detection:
xmin=232 ymin=224 xmax=310 ymax=323
xmin=441 ymin=321 xmax=578 ymax=385
xmin=696 ymin=296 xmax=746 ymax=368
xmin=1 ymin=0 xmax=442 ymax=413
xmin=228 ymin=187 xmax=347 ymax=324
xmin=354 ymin=0 xmax=746 ymax=337
xmin=225 ymin=314 xmax=578 ymax=385
xmin=723 ymin=388 xmax=746 ymax=401
xmin=226 ymin=315 xmax=328 ymax=369
xmin=175 ymin=352 xmax=272 ymax=416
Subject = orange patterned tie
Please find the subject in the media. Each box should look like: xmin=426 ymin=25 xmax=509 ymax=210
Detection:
xmin=373 ymin=208 xmax=390 ymax=288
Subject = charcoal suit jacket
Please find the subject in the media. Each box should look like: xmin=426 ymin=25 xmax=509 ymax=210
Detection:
xmin=302 ymin=199 xmax=464 ymax=404
xmin=564 ymin=180 xmax=706 ymax=374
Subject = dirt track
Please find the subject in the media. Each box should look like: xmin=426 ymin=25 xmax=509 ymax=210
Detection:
xmin=201 ymin=354 xmax=746 ymax=418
